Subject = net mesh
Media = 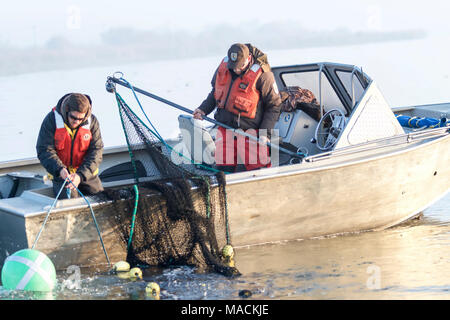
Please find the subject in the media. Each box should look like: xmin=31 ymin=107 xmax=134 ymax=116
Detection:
xmin=98 ymin=91 xmax=239 ymax=277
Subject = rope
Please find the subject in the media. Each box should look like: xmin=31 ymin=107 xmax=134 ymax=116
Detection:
xmin=192 ymin=176 xmax=211 ymax=219
xmin=32 ymin=177 xmax=70 ymax=249
xmin=203 ymin=177 xmax=211 ymax=219
xmin=113 ymin=92 xmax=142 ymax=254
xmin=120 ymin=77 xmax=164 ymax=142
xmin=32 ymin=177 xmax=111 ymax=266
xmin=68 ymin=179 xmax=111 ymax=266
xmin=115 ymin=93 xmax=141 ymax=184
xmin=115 ymin=80 xmax=221 ymax=174
xmin=113 ymin=78 xmax=232 ymax=247
xmin=127 ymin=184 xmax=139 ymax=252
xmin=222 ymin=181 xmax=231 ymax=245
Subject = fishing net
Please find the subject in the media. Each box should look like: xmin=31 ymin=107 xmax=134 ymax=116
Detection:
xmin=98 ymin=86 xmax=239 ymax=277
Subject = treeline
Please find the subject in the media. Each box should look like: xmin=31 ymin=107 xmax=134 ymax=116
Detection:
xmin=0 ymin=22 xmax=426 ymax=77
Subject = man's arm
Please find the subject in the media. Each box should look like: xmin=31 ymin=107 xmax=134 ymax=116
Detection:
xmin=258 ymin=72 xmax=282 ymax=131
xmin=76 ymin=115 xmax=104 ymax=182
xmin=197 ymin=89 xmax=216 ymax=116
xmin=36 ymin=112 xmax=66 ymax=178
xmin=196 ymin=67 xmax=220 ymax=117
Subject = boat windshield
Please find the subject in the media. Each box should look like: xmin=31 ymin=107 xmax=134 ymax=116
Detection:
xmin=335 ymin=69 xmax=365 ymax=109
xmin=281 ymin=70 xmax=347 ymax=116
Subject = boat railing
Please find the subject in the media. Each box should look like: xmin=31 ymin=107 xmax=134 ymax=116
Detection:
xmin=319 ymin=63 xmax=324 ymax=118
xmin=305 ymin=125 xmax=449 ymax=162
xmin=350 ymin=66 xmax=359 ymax=108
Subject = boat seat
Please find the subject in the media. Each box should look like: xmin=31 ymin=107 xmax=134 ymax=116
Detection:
xmin=99 ymin=160 xmax=146 ymax=182
xmin=0 ymin=172 xmax=48 ymax=199
xmin=275 ymin=109 xmax=321 ymax=156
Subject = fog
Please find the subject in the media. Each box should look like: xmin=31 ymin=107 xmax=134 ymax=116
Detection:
xmin=1 ymin=0 xmax=450 ymax=162
xmin=1 ymin=0 xmax=449 ymax=76
xmin=0 ymin=24 xmax=426 ymax=76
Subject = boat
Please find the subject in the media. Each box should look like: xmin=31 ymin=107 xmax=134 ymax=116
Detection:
xmin=0 ymin=62 xmax=449 ymax=270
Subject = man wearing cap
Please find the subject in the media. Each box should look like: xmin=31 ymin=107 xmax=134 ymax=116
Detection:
xmin=193 ymin=43 xmax=281 ymax=172
xmin=36 ymin=93 xmax=104 ymax=199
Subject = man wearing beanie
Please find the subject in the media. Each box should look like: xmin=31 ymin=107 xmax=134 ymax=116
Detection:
xmin=36 ymin=93 xmax=104 ymax=199
xmin=193 ymin=43 xmax=281 ymax=172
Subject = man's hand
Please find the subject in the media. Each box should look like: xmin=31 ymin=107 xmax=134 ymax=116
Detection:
xmin=259 ymin=136 xmax=270 ymax=146
xmin=67 ymin=173 xmax=81 ymax=190
xmin=60 ymin=168 xmax=70 ymax=180
xmin=193 ymin=108 xmax=205 ymax=120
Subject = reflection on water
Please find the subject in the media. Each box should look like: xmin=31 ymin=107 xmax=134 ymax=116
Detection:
xmin=237 ymin=215 xmax=450 ymax=299
xmin=0 ymin=193 xmax=449 ymax=300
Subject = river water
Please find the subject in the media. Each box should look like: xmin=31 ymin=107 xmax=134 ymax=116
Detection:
xmin=0 ymin=36 xmax=449 ymax=300
xmin=0 ymin=192 xmax=449 ymax=300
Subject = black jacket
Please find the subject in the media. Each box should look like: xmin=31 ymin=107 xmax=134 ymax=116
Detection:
xmin=36 ymin=94 xmax=104 ymax=182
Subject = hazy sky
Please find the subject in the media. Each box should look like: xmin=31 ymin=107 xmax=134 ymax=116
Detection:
xmin=2 ymin=0 xmax=450 ymax=47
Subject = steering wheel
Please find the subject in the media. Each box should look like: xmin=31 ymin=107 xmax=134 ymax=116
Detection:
xmin=314 ymin=109 xmax=347 ymax=151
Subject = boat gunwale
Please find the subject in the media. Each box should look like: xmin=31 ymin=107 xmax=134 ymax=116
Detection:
xmin=226 ymin=129 xmax=450 ymax=186
xmin=1 ymin=127 xmax=448 ymax=219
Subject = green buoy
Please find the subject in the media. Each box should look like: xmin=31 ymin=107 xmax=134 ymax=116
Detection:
xmin=1 ymin=249 xmax=56 ymax=292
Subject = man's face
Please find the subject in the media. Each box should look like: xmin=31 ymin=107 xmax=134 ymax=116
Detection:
xmin=67 ymin=111 xmax=86 ymax=129
xmin=233 ymin=55 xmax=250 ymax=75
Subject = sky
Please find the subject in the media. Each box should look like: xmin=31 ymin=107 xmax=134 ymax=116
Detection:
xmin=1 ymin=0 xmax=450 ymax=47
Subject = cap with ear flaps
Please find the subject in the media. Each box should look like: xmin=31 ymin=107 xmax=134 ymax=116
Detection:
xmin=227 ymin=43 xmax=250 ymax=70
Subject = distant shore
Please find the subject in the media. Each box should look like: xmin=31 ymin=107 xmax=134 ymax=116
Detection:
xmin=0 ymin=25 xmax=426 ymax=77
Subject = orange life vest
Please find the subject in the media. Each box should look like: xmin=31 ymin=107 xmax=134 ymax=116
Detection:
xmin=214 ymin=57 xmax=262 ymax=119
xmin=53 ymin=108 xmax=92 ymax=170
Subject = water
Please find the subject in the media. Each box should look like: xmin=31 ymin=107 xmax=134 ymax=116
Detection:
xmin=0 ymin=36 xmax=449 ymax=300
xmin=0 ymin=192 xmax=448 ymax=300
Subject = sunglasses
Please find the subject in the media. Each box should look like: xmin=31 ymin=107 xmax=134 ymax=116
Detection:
xmin=68 ymin=113 xmax=85 ymax=122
